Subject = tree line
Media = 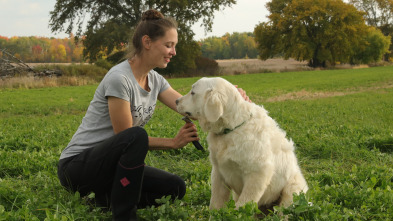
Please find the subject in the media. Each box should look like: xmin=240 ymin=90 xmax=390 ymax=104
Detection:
xmin=0 ymin=32 xmax=258 ymax=62
xmin=0 ymin=35 xmax=84 ymax=63
xmin=200 ymin=32 xmax=259 ymax=59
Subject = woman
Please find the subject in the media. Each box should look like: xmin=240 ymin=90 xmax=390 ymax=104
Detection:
xmin=58 ymin=9 xmax=249 ymax=221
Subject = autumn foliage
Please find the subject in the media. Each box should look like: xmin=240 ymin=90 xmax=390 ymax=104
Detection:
xmin=200 ymin=32 xmax=259 ymax=60
xmin=0 ymin=35 xmax=84 ymax=63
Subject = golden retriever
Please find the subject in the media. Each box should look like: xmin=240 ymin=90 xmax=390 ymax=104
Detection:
xmin=176 ymin=77 xmax=308 ymax=210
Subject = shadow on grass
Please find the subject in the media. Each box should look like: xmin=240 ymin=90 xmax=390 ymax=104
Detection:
xmin=366 ymin=137 xmax=393 ymax=153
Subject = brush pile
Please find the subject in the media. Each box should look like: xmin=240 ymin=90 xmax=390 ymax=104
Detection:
xmin=0 ymin=48 xmax=62 ymax=79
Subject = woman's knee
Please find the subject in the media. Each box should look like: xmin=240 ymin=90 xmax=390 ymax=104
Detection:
xmin=119 ymin=127 xmax=149 ymax=166
xmin=122 ymin=127 xmax=149 ymax=150
xmin=169 ymin=174 xmax=186 ymax=200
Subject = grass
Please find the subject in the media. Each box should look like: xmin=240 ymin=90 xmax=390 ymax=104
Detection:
xmin=1 ymin=65 xmax=393 ymax=220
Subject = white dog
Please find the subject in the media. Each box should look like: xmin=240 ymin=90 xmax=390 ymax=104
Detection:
xmin=176 ymin=77 xmax=308 ymax=211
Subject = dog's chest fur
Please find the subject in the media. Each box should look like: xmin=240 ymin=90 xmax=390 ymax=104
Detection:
xmin=207 ymin=132 xmax=255 ymax=194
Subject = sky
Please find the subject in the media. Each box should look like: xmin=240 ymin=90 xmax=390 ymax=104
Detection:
xmin=0 ymin=0 xmax=269 ymax=40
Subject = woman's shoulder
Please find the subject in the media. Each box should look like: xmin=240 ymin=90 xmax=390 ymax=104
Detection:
xmin=103 ymin=61 xmax=132 ymax=80
xmin=108 ymin=60 xmax=131 ymax=75
xmin=98 ymin=61 xmax=133 ymax=90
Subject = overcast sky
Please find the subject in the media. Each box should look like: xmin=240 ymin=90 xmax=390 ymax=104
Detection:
xmin=0 ymin=0 xmax=269 ymax=40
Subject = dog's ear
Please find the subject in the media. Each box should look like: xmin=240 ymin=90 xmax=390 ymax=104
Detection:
xmin=204 ymin=89 xmax=224 ymax=122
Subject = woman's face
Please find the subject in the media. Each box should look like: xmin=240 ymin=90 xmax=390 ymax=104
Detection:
xmin=148 ymin=28 xmax=178 ymax=69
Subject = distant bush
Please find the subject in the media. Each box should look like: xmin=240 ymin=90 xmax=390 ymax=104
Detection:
xmin=35 ymin=64 xmax=108 ymax=82
xmin=187 ymin=56 xmax=219 ymax=77
xmin=95 ymin=59 xmax=114 ymax=70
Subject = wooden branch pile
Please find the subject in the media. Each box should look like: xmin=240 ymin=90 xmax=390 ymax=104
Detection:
xmin=0 ymin=48 xmax=62 ymax=79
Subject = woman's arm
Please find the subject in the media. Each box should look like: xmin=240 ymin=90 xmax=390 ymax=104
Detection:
xmin=108 ymin=95 xmax=198 ymax=150
xmin=154 ymin=87 xmax=199 ymax=149
xmin=158 ymin=87 xmax=183 ymax=112
xmin=108 ymin=96 xmax=133 ymax=134
xmin=149 ymin=123 xmax=198 ymax=150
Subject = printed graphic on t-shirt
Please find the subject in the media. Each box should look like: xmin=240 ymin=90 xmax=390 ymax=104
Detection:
xmin=132 ymin=104 xmax=156 ymax=127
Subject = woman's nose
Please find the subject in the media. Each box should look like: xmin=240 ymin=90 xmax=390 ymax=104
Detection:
xmin=171 ymin=47 xmax=176 ymax=56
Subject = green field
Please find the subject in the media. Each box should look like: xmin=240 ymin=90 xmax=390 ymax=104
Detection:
xmin=1 ymin=66 xmax=393 ymax=220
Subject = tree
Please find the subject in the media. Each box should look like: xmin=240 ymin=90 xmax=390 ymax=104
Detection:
xmin=201 ymin=36 xmax=226 ymax=59
xmin=349 ymin=0 xmax=393 ymax=28
xmin=200 ymin=32 xmax=258 ymax=59
xmin=32 ymin=45 xmax=43 ymax=62
xmin=228 ymin=32 xmax=258 ymax=59
xmin=49 ymin=0 xmax=236 ymax=74
xmin=57 ymin=44 xmax=67 ymax=62
xmin=254 ymin=0 xmax=388 ymax=67
xmin=349 ymin=0 xmax=393 ymax=60
xmin=352 ymin=26 xmax=391 ymax=64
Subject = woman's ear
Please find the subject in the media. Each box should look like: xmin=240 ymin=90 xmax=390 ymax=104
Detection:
xmin=142 ymin=35 xmax=151 ymax=49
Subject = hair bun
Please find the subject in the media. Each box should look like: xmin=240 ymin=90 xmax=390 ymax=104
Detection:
xmin=142 ymin=9 xmax=164 ymax=21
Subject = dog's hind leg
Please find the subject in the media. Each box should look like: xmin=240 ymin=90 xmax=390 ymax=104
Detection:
xmin=279 ymin=172 xmax=308 ymax=207
xmin=209 ymin=167 xmax=231 ymax=209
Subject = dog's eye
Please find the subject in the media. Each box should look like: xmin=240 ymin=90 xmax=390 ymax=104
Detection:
xmin=191 ymin=91 xmax=195 ymax=95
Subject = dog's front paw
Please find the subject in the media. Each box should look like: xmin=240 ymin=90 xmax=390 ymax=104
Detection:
xmin=235 ymin=202 xmax=245 ymax=210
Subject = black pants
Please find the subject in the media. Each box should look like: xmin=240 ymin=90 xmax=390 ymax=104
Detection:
xmin=57 ymin=127 xmax=186 ymax=209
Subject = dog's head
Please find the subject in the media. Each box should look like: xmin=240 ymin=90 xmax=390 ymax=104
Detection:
xmin=176 ymin=77 xmax=242 ymax=124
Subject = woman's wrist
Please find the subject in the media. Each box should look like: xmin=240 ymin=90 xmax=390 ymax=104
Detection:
xmin=170 ymin=137 xmax=179 ymax=149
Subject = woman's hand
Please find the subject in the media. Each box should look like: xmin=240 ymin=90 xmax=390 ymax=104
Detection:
xmin=171 ymin=122 xmax=199 ymax=149
xmin=235 ymin=85 xmax=252 ymax=102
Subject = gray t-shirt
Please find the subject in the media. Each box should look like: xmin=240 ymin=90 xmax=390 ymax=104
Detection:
xmin=60 ymin=60 xmax=170 ymax=159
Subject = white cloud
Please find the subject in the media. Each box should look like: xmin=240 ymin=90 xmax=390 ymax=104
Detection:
xmin=18 ymin=2 xmax=42 ymax=16
xmin=192 ymin=0 xmax=269 ymax=40
xmin=0 ymin=0 xmax=66 ymax=37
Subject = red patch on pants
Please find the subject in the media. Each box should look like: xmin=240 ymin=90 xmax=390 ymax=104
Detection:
xmin=120 ymin=177 xmax=130 ymax=187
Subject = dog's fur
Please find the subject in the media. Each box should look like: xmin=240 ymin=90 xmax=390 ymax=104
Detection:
xmin=176 ymin=77 xmax=308 ymax=210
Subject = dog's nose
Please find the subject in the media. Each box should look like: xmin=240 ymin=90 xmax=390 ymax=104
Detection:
xmin=175 ymin=99 xmax=179 ymax=105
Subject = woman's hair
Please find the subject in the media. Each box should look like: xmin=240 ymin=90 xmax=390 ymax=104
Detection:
xmin=127 ymin=9 xmax=178 ymax=58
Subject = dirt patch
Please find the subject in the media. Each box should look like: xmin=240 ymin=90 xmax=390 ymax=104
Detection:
xmin=217 ymin=58 xmax=311 ymax=75
xmin=26 ymin=63 xmax=91 ymax=67
xmin=266 ymin=84 xmax=393 ymax=102
xmin=216 ymin=58 xmax=371 ymax=75
xmin=266 ymin=90 xmax=352 ymax=102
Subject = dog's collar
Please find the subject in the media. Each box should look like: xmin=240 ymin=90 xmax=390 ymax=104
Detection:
xmin=216 ymin=114 xmax=253 ymax=135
